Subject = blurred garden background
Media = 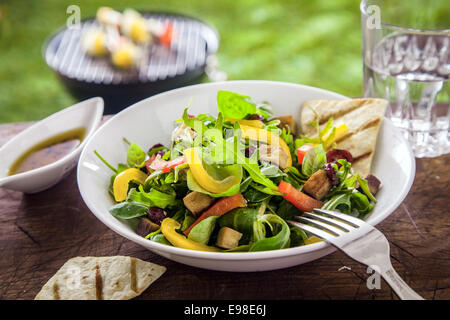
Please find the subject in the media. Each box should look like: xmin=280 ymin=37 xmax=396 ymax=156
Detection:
xmin=1 ymin=0 xmax=367 ymax=123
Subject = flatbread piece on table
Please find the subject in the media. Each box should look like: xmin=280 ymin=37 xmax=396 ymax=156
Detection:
xmin=35 ymin=256 xmax=166 ymax=300
xmin=300 ymin=98 xmax=388 ymax=177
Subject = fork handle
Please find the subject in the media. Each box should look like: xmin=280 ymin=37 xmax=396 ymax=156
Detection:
xmin=381 ymin=266 xmax=424 ymax=300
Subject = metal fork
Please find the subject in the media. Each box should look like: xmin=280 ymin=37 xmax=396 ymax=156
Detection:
xmin=288 ymin=208 xmax=424 ymax=300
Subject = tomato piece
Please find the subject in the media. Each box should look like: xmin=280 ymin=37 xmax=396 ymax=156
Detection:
xmin=145 ymin=154 xmax=157 ymax=173
xmin=278 ymin=181 xmax=323 ymax=212
xmin=149 ymin=155 xmax=186 ymax=173
xmin=183 ymin=193 xmax=247 ymax=236
xmin=161 ymin=157 xmax=186 ymax=173
xmin=296 ymin=143 xmax=314 ymax=164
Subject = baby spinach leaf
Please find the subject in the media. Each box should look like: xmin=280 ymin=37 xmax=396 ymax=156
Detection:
xmin=260 ymin=161 xmax=286 ymax=178
xmin=217 ymin=90 xmax=257 ymax=120
xmin=109 ymin=201 xmax=148 ymax=219
xmin=301 ymin=144 xmax=327 ymax=177
xmin=255 ymin=101 xmax=273 ymax=119
xmin=243 ymin=186 xmax=272 ymax=203
xmin=181 ymin=210 xmax=196 ymax=232
xmin=322 ymin=193 xmax=352 ymax=213
xmin=322 ymin=191 xmax=373 ymax=216
xmin=289 ymin=226 xmax=308 ymax=247
xmin=242 ymin=162 xmax=279 ymax=191
xmin=219 ymin=207 xmax=259 ymax=237
xmin=239 ymin=176 xmax=253 ymax=193
xmin=249 ymin=182 xmax=284 ymax=196
xmin=127 ymin=185 xmax=176 ymax=209
xmin=350 ymin=192 xmax=373 ymax=215
xmin=188 ymin=216 xmax=219 ymax=245
xmin=149 ymin=233 xmax=172 ymax=246
xmin=249 ymin=214 xmax=291 ymax=251
xmin=181 ymin=107 xmax=209 ymax=134
xmin=127 ymin=142 xmax=147 ymax=168
xmin=276 ymin=199 xmax=299 ymax=221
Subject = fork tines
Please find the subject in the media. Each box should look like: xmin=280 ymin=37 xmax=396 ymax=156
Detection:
xmin=287 ymin=208 xmax=363 ymax=241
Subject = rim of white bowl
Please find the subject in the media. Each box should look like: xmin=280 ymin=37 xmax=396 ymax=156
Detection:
xmin=77 ymin=80 xmax=416 ymax=261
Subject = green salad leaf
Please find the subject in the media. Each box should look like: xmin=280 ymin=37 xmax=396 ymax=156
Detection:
xmin=217 ymin=90 xmax=257 ymax=120
xmin=188 ymin=216 xmax=219 ymax=245
xmin=127 ymin=185 xmax=177 ymax=209
xmin=322 ymin=191 xmax=373 ymax=216
xmin=148 ymin=232 xmax=172 ymax=245
xmin=249 ymin=214 xmax=291 ymax=251
xmin=301 ymin=144 xmax=327 ymax=177
xmin=109 ymin=201 xmax=148 ymax=219
xmin=289 ymin=226 xmax=308 ymax=247
xmin=356 ymin=174 xmax=377 ymax=203
xmin=219 ymin=207 xmax=259 ymax=240
xmin=126 ymin=142 xmax=147 ymax=168
xmin=255 ymin=101 xmax=273 ymax=119
xmin=242 ymin=162 xmax=279 ymax=191
xmin=243 ymin=185 xmax=272 ymax=203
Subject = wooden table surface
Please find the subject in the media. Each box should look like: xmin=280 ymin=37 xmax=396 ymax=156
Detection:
xmin=0 ymin=121 xmax=449 ymax=300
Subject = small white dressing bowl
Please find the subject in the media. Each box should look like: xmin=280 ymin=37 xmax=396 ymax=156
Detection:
xmin=0 ymin=97 xmax=104 ymax=193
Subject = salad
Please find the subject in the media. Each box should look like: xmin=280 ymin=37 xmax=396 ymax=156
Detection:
xmin=95 ymin=90 xmax=380 ymax=252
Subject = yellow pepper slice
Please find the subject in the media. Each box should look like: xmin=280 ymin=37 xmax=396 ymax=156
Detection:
xmin=161 ymin=218 xmax=221 ymax=252
xmin=113 ymin=168 xmax=147 ymax=202
xmin=130 ymin=21 xmax=151 ymax=44
xmin=184 ymin=148 xmax=240 ymax=194
xmin=322 ymin=124 xmax=348 ymax=148
xmin=225 ymin=118 xmax=264 ymax=129
xmin=304 ymin=236 xmax=323 ymax=245
xmin=239 ymin=124 xmax=292 ymax=168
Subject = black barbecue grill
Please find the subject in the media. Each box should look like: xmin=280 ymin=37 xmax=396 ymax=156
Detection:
xmin=43 ymin=12 xmax=219 ymax=114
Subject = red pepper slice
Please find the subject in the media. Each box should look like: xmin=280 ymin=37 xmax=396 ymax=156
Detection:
xmin=296 ymin=144 xmax=314 ymax=164
xmin=278 ymin=181 xmax=323 ymax=212
xmin=183 ymin=193 xmax=247 ymax=236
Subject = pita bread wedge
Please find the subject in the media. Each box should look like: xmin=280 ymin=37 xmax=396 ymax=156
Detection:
xmin=35 ymin=256 xmax=166 ymax=300
xmin=300 ymin=98 xmax=388 ymax=177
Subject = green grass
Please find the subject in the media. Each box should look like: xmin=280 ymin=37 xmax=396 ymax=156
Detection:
xmin=0 ymin=0 xmax=365 ymax=123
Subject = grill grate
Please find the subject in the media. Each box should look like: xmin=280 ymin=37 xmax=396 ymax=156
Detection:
xmin=44 ymin=13 xmax=218 ymax=85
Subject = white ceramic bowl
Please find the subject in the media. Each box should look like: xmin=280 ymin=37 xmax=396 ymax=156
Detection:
xmin=0 ymin=97 xmax=103 ymax=193
xmin=77 ymin=81 xmax=415 ymax=272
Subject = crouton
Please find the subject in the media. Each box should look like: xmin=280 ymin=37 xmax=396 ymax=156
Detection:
xmin=216 ymin=227 xmax=243 ymax=249
xmin=302 ymin=169 xmax=331 ymax=200
xmin=365 ymin=174 xmax=381 ymax=195
xmin=171 ymin=123 xmax=196 ymax=141
xmin=273 ymin=115 xmax=298 ymax=135
xmin=136 ymin=218 xmax=160 ymax=238
xmin=183 ymin=191 xmax=215 ymax=216
xmin=259 ymin=144 xmax=290 ymax=169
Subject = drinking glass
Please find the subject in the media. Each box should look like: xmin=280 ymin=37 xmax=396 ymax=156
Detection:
xmin=361 ymin=0 xmax=449 ymax=157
